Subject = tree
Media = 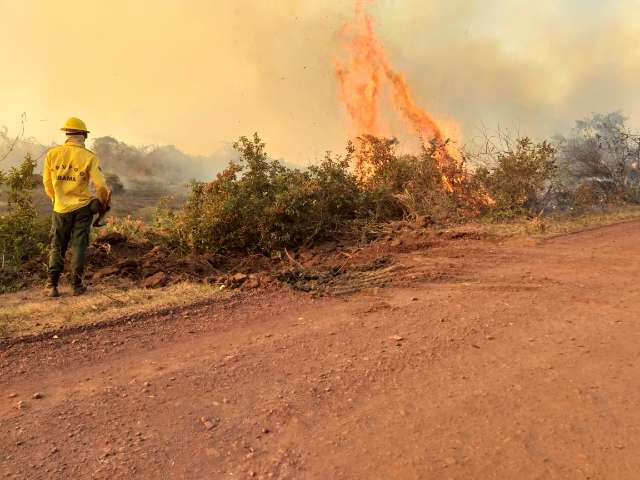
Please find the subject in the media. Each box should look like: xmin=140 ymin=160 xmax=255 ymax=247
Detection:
xmin=557 ymin=112 xmax=640 ymax=201
xmin=0 ymin=154 xmax=47 ymax=268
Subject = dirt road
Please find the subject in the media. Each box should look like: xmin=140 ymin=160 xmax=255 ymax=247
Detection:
xmin=2 ymin=222 xmax=640 ymax=479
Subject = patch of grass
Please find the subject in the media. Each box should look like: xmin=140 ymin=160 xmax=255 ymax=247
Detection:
xmin=541 ymin=206 xmax=640 ymax=236
xmin=451 ymin=205 xmax=640 ymax=239
xmin=0 ymin=281 xmax=222 ymax=339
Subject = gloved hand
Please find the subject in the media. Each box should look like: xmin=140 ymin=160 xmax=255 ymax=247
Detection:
xmin=90 ymin=190 xmax=112 ymax=228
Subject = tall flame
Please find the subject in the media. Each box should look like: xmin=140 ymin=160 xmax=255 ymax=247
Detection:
xmin=335 ymin=0 xmax=461 ymax=186
xmin=334 ymin=0 xmax=385 ymax=139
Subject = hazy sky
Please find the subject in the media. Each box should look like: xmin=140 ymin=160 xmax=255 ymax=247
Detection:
xmin=2 ymin=0 xmax=640 ymax=165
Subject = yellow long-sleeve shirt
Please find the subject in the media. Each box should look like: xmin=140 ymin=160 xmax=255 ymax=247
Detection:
xmin=43 ymin=140 xmax=110 ymax=214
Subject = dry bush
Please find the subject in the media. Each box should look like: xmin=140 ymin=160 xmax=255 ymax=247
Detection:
xmin=473 ymin=137 xmax=557 ymax=218
xmin=96 ymin=215 xmax=150 ymax=244
xmin=355 ymin=135 xmax=460 ymax=222
xmin=557 ymin=112 xmax=640 ymax=204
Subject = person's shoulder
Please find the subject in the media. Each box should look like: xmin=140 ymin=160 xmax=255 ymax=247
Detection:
xmin=47 ymin=143 xmax=97 ymax=160
xmin=81 ymin=145 xmax=97 ymax=156
xmin=44 ymin=144 xmax=64 ymax=162
xmin=46 ymin=144 xmax=65 ymax=155
xmin=72 ymin=144 xmax=97 ymax=159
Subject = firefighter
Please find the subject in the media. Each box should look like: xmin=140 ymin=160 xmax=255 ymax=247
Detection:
xmin=43 ymin=117 xmax=111 ymax=297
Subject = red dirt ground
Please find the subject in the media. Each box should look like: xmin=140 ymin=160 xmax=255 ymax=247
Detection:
xmin=1 ymin=221 xmax=640 ymax=479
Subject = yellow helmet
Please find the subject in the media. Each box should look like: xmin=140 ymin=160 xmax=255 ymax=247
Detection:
xmin=61 ymin=117 xmax=89 ymax=133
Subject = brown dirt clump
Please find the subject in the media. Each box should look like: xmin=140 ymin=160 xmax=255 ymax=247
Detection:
xmin=84 ymin=224 xmax=457 ymax=293
xmin=85 ymin=234 xmax=223 ymax=287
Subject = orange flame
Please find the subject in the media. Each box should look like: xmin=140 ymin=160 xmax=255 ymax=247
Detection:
xmin=335 ymin=0 xmax=461 ymax=188
xmin=334 ymin=0 xmax=385 ymax=139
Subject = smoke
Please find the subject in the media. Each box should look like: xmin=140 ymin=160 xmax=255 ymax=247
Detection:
xmin=2 ymin=1 xmax=640 ymax=161
xmin=0 ymin=127 xmax=50 ymax=169
xmin=0 ymin=128 xmax=236 ymax=193
xmin=91 ymin=136 xmax=237 ymax=190
xmin=368 ymin=0 xmax=640 ymax=140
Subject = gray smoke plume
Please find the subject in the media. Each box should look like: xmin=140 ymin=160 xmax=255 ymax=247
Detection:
xmin=0 ymin=126 xmax=50 ymax=168
xmin=0 ymin=129 xmax=239 ymax=218
xmin=90 ymin=136 xmax=237 ymax=192
xmin=0 ymin=129 xmax=236 ymax=190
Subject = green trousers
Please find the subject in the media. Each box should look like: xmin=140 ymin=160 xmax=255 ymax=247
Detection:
xmin=48 ymin=204 xmax=93 ymax=286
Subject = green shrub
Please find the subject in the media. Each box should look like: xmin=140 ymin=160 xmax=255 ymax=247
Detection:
xmin=474 ymin=138 xmax=557 ymax=218
xmin=0 ymin=154 xmax=49 ymax=269
xmin=173 ymin=134 xmax=365 ymax=254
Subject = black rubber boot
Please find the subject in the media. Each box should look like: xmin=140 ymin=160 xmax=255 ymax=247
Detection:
xmin=45 ymin=275 xmax=60 ymax=298
xmin=47 ymin=286 xmax=61 ymax=298
xmin=72 ymin=272 xmax=87 ymax=296
xmin=73 ymin=285 xmax=87 ymax=296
